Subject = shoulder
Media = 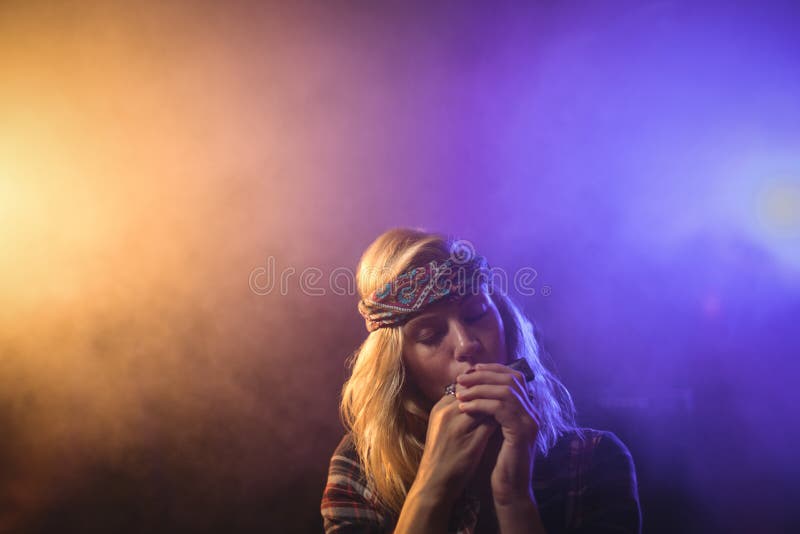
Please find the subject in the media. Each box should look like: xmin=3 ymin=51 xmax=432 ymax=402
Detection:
xmin=554 ymin=427 xmax=635 ymax=464
xmin=546 ymin=428 xmax=639 ymax=493
xmin=536 ymin=428 xmax=633 ymax=484
xmin=582 ymin=428 xmax=637 ymax=476
xmin=324 ymin=433 xmax=371 ymax=497
xmin=559 ymin=428 xmax=642 ymax=533
xmin=321 ymin=433 xmax=387 ymax=531
xmin=329 ymin=432 xmax=360 ymax=466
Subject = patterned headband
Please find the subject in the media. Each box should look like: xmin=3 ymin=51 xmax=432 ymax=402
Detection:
xmin=357 ymin=255 xmax=491 ymax=332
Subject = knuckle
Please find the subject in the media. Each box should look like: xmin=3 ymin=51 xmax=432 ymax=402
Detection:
xmin=442 ymin=401 xmax=459 ymax=415
xmin=431 ymin=400 xmax=452 ymax=418
xmin=521 ymin=416 xmax=535 ymax=429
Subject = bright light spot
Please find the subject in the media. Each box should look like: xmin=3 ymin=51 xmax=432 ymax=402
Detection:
xmin=757 ymin=181 xmax=800 ymax=235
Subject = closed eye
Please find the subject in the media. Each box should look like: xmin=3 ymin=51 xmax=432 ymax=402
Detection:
xmin=417 ymin=309 xmax=487 ymax=345
xmin=418 ymin=331 xmax=444 ymax=346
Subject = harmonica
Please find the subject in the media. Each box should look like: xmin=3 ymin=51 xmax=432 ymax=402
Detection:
xmin=507 ymin=357 xmax=535 ymax=382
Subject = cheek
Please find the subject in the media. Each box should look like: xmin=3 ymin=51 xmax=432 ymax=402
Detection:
xmin=488 ymin=311 xmax=508 ymax=362
xmin=403 ymin=349 xmax=437 ymax=383
xmin=404 ymin=350 xmax=451 ymax=397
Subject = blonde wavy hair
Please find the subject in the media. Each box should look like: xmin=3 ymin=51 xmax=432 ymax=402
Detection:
xmin=340 ymin=227 xmax=583 ymax=516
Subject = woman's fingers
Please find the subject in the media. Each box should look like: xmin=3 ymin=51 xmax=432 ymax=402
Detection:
xmin=456 ymin=367 xmax=526 ymax=390
xmin=456 ymin=367 xmax=531 ymax=407
xmin=457 ymin=392 xmax=531 ymax=422
xmin=458 ymin=398 xmax=539 ymax=442
xmin=457 ymin=397 xmax=534 ymax=430
xmin=455 ymin=384 xmax=522 ymax=403
xmin=456 ymin=386 xmax=540 ymax=425
xmin=435 ymin=362 xmax=538 ymax=443
xmin=458 ymin=398 xmax=505 ymax=417
xmin=454 ymin=367 xmax=541 ymax=444
xmin=433 ymin=391 xmax=495 ymax=433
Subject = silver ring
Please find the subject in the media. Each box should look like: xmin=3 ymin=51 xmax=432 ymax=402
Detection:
xmin=443 ymin=383 xmax=456 ymax=396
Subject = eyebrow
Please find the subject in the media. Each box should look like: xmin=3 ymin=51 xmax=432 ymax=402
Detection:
xmin=405 ymin=314 xmax=436 ymax=330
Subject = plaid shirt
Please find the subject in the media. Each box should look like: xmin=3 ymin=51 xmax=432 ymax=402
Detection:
xmin=321 ymin=428 xmax=642 ymax=533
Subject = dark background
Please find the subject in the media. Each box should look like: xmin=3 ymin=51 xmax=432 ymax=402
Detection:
xmin=1 ymin=0 xmax=799 ymax=532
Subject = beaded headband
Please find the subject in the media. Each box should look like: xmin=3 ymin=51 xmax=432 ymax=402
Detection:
xmin=357 ymin=255 xmax=490 ymax=332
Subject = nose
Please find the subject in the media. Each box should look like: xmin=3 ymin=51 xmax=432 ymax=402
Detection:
xmin=451 ymin=319 xmax=481 ymax=363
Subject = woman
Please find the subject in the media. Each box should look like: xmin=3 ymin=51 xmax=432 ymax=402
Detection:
xmin=321 ymin=228 xmax=642 ymax=533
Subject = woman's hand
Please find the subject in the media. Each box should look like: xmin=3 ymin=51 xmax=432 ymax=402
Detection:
xmin=455 ymin=362 xmax=542 ymax=505
xmin=412 ymin=392 xmax=499 ymax=506
xmin=394 ymin=395 xmax=498 ymax=534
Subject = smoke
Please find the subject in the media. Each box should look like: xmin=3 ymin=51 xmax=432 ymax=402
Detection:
xmin=1 ymin=1 xmax=799 ymax=532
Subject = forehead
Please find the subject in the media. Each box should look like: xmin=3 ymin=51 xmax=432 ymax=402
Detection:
xmin=402 ymin=292 xmax=485 ymax=328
